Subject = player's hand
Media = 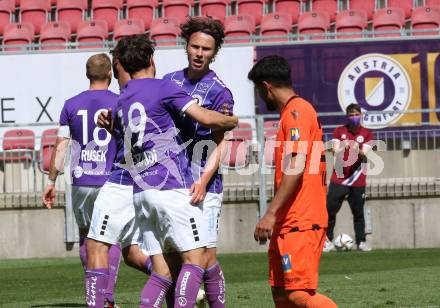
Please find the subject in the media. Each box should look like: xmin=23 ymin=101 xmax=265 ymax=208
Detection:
xmin=42 ymin=184 xmax=56 ymax=209
xmin=189 ymin=181 xmax=207 ymax=205
xmin=254 ymin=211 xmax=276 ymax=243
xmin=97 ymin=108 xmax=113 ymax=132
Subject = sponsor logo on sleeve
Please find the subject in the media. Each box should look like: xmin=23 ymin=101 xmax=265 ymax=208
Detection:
xmin=290 ymin=128 xmax=300 ymax=141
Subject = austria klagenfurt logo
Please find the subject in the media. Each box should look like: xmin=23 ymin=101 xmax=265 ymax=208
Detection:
xmin=338 ymin=53 xmax=412 ymax=129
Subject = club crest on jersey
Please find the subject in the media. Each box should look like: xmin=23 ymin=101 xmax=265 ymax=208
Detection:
xmin=356 ymin=135 xmax=365 ymax=143
xmin=192 ymin=94 xmax=203 ymax=106
xmin=338 ymin=53 xmax=412 ymax=129
xmin=281 ymin=254 xmax=292 ymax=273
xmin=290 ymin=128 xmax=300 ymax=141
xmin=341 ymin=134 xmax=347 ymax=139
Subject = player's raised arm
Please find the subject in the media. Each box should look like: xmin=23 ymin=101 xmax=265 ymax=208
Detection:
xmin=42 ymin=135 xmax=69 ymax=209
xmin=189 ymin=130 xmax=227 ymax=204
xmin=184 ymin=103 xmax=238 ymax=131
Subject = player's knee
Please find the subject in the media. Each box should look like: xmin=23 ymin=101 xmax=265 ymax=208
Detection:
xmin=181 ymin=247 xmax=207 ymax=269
xmin=271 ymin=287 xmax=289 ymax=308
xmin=205 ymin=248 xmax=217 ymax=267
xmin=86 ymin=239 xmax=109 ymax=256
xmin=122 ymin=246 xmax=135 ymax=266
xmin=287 ymin=290 xmax=314 ymax=307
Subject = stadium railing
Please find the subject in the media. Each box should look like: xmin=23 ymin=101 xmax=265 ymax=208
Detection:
xmin=1 ymin=109 xmax=440 ymax=214
xmin=1 ymin=29 xmax=439 ymax=51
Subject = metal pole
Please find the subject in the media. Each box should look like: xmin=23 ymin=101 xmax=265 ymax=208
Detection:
xmin=256 ymin=115 xmax=267 ymax=218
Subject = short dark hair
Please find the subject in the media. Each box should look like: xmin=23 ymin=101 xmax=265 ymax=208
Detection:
xmin=112 ymin=34 xmax=155 ymax=75
xmin=248 ymin=55 xmax=292 ymax=87
xmin=86 ymin=53 xmax=111 ymax=81
xmin=346 ymin=103 xmax=362 ymax=114
xmin=180 ymin=17 xmax=225 ymax=52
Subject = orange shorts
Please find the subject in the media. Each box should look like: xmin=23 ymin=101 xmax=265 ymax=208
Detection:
xmin=268 ymin=228 xmax=326 ymax=290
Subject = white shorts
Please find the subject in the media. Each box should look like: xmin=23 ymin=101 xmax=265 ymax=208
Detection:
xmin=134 ymin=189 xmax=208 ymax=256
xmin=72 ymin=186 xmax=101 ymax=230
xmin=88 ymin=182 xmax=139 ymax=249
xmin=204 ymin=193 xmax=223 ymax=249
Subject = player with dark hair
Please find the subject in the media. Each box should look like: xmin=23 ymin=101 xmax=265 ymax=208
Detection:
xmin=249 ymin=55 xmax=337 ymax=308
xmin=83 ymin=39 xmax=157 ymax=308
xmin=163 ymin=16 xmax=233 ymax=308
xmin=323 ymin=103 xmax=373 ymax=252
xmin=100 ymin=34 xmax=237 ymax=307
xmin=42 ymin=53 xmax=122 ymax=307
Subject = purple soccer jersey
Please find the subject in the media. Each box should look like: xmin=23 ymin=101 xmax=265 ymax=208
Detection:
xmin=115 ymin=78 xmax=196 ymax=193
xmin=59 ymin=90 xmax=118 ymax=186
xmin=163 ymin=69 xmax=235 ymax=193
xmin=107 ymin=96 xmax=134 ymax=186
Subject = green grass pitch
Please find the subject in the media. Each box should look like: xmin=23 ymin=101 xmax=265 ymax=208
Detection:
xmin=1 ymin=249 xmax=439 ymax=307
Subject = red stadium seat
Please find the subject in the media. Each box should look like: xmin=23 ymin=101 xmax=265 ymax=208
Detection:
xmin=260 ymin=12 xmax=291 ymax=42
xmin=336 ymin=9 xmax=368 ymax=39
xmin=0 ymin=0 xmax=14 ymax=36
xmin=3 ymin=22 xmax=34 ymax=51
xmin=149 ymin=17 xmax=180 ymax=46
xmin=126 ymin=0 xmax=157 ymax=30
xmin=224 ymin=14 xmax=255 ymax=43
xmin=39 ymin=128 xmax=58 ymax=173
xmin=77 ymin=20 xmax=108 ymax=48
xmin=56 ymin=0 xmax=87 ymax=33
xmin=426 ymin=0 xmax=440 ymax=8
xmin=387 ymin=0 xmax=413 ymax=19
xmin=273 ymin=0 xmax=301 ymax=24
xmin=199 ymin=0 xmax=229 ymax=21
xmin=113 ymin=18 xmax=144 ymax=40
xmin=91 ymin=0 xmax=123 ymax=32
xmin=411 ymin=6 xmax=440 ymax=36
xmin=40 ymin=21 xmax=71 ymax=50
xmin=236 ymin=0 xmax=264 ymax=25
xmin=162 ymin=0 xmax=192 ymax=25
xmin=20 ymin=0 xmax=51 ymax=34
xmin=348 ymin=0 xmax=376 ymax=20
xmin=311 ymin=0 xmax=338 ymax=21
xmin=298 ymin=11 xmax=330 ymax=40
xmin=0 ymin=129 xmax=35 ymax=163
xmin=373 ymin=8 xmax=405 ymax=37
xmin=222 ymin=122 xmax=252 ymax=169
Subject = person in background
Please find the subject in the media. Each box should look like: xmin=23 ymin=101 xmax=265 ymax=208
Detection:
xmin=324 ymin=103 xmax=373 ymax=252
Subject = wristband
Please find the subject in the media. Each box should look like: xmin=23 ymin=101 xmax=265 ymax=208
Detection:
xmin=47 ymin=179 xmax=56 ymax=186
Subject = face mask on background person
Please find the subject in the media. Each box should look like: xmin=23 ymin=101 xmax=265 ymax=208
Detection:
xmin=347 ymin=115 xmax=361 ymax=127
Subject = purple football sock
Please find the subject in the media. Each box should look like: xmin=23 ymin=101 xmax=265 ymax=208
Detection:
xmin=140 ymin=272 xmax=173 ymax=307
xmin=105 ymin=244 xmax=121 ymax=303
xmin=204 ymin=262 xmax=226 ymax=308
xmin=85 ymin=268 xmax=109 ymax=308
xmin=174 ymin=264 xmax=204 ymax=308
xmin=144 ymin=257 xmax=153 ymax=276
xmin=79 ymin=237 xmax=87 ymax=272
